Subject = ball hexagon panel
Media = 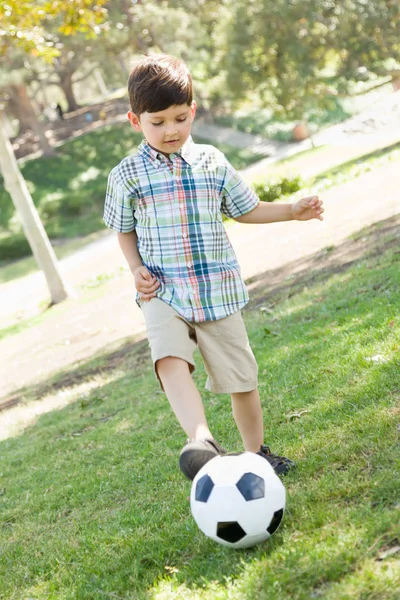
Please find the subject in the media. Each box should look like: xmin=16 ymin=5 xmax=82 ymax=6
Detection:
xmin=195 ymin=474 xmax=214 ymax=503
xmin=216 ymin=521 xmax=246 ymax=543
xmin=236 ymin=472 xmax=265 ymax=501
xmin=267 ymin=508 xmax=284 ymax=535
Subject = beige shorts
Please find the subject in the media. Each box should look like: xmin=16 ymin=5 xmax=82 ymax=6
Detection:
xmin=141 ymin=298 xmax=258 ymax=394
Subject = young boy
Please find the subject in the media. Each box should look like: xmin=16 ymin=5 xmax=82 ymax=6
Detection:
xmin=104 ymin=54 xmax=324 ymax=481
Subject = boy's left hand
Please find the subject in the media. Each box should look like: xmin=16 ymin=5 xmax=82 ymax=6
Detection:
xmin=292 ymin=196 xmax=324 ymax=221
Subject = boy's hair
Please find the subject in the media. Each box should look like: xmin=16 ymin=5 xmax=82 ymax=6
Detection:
xmin=128 ymin=54 xmax=193 ymax=116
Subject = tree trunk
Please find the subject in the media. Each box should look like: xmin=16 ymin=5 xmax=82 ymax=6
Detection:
xmin=0 ymin=112 xmax=73 ymax=304
xmin=8 ymin=84 xmax=56 ymax=157
xmin=7 ymin=86 xmax=34 ymax=135
xmin=59 ymin=72 xmax=80 ymax=112
xmin=93 ymin=68 xmax=108 ymax=97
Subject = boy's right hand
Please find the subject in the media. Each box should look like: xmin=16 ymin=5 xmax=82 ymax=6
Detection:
xmin=132 ymin=266 xmax=160 ymax=301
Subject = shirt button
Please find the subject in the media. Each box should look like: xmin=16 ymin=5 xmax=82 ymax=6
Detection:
xmin=182 ymin=233 xmax=188 ymax=239
xmin=187 ymin=262 xmax=192 ymax=268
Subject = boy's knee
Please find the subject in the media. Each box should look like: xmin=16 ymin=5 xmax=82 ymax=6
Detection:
xmin=156 ymin=356 xmax=191 ymax=375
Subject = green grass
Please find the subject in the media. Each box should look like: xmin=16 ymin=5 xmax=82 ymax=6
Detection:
xmin=311 ymin=141 xmax=400 ymax=191
xmin=0 ymin=229 xmax=111 ymax=285
xmin=258 ymin=140 xmax=400 ymax=203
xmin=1 ymin=221 xmax=399 ymax=599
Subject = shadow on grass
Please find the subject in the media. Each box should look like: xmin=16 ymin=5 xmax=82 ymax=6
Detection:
xmin=0 ymin=335 xmax=150 ymax=411
xmin=245 ymin=213 xmax=400 ymax=311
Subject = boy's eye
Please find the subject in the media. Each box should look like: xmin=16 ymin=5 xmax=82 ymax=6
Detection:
xmin=152 ymin=122 xmax=163 ymax=127
xmin=176 ymin=117 xmax=187 ymax=123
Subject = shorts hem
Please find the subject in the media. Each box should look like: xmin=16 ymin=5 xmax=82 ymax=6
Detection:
xmin=153 ymin=352 xmax=196 ymax=390
xmin=205 ymin=381 xmax=258 ymax=394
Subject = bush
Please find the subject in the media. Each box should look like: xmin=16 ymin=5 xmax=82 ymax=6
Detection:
xmin=0 ymin=233 xmax=32 ymax=262
xmin=252 ymin=175 xmax=304 ymax=203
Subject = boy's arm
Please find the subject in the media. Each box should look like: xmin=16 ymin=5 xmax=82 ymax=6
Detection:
xmin=234 ymin=195 xmax=324 ymax=224
xmin=117 ymin=231 xmax=159 ymax=301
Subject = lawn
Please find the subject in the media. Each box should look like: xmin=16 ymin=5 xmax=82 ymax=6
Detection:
xmin=1 ymin=218 xmax=399 ymax=599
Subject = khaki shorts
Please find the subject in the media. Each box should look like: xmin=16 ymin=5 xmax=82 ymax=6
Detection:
xmin=141 ymin=298 xmax=258 ymax=394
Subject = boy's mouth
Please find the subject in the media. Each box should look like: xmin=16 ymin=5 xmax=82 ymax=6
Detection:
xmin=164 ymin=139 xmax=179 ymax=145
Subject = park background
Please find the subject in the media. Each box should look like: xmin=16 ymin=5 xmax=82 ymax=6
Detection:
xmin=0 ymin=1 xmax=399 ymax=599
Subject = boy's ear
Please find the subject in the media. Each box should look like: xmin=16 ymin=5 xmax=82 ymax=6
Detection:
xmin=127 ymin=111 xmax=142 ymax=132
xmin=190 ymin=101 xmax=197 ymax=122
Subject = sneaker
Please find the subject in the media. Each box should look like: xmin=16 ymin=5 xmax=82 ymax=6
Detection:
xmin=179 ymin=439 xmax=227 ymax=480
xmin=257 ymin=444 xmax=296 ymax=476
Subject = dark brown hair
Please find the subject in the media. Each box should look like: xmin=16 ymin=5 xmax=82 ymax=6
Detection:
xmin=128 ymin=54 xmax=193 ymax=115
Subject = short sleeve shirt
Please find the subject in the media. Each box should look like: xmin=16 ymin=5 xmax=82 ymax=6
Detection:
xmin=104 ymin=137 xmax=259 ymax=322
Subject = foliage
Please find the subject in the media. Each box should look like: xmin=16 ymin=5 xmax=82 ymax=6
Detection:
xmin=0 ymin=224 xmax=399 ymax=598
xmin=221 ymin=0 xmax=400 ymax=119
xmin=334 ymin=0 xmax=400 ymax=86
xmin=252 ymin=175 xmax=304 ymax=203
xmin=0 ymin=0 xmax=108 ymax=58
xmin=0 ymin=232 xmax=31 ymax=261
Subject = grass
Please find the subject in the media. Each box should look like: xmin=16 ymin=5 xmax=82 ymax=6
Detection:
xmin=0 ymin=229 xmax=111 ymax=285
xmin=1 ymin=220 xmax=399 ymax=599
xmin=253 ymin=140 xmax=400 ymax=206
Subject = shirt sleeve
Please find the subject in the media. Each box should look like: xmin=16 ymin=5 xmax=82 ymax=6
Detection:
xmin=103 ymin=167 xmax=137 ymax=232
xmin=219 ymin=155 xmax=259 ymax=219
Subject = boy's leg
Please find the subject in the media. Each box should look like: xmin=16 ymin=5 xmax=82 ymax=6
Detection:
xmin=231 ymin=388 xmax=295 ymax=476
xmin=156 ymin=356 xmax=212 ymax=441
xmin=157 ymin=357 xmax=227 ymax=480
xmin=141 ymin=299 xmax=226 ymax=480
xmin=230 ymin=388 xmax=264 ymax=452
xmin=195 ymin=312 xmax=295 ymax=476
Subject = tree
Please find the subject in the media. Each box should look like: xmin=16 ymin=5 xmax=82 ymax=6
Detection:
xmin=333 ymin=0 xmax=400 ymax=91
xmin=7 ymin=83 xmax=56 ymax=155
xmin=0 ymin=0 xmax=107 ymax=304
xmin=222 ymin=1 xmax=340 ymax=120
xmin=0 ymin=49 xmax=56 ymax=155
xmin=222 ymin=0 xmax=400 ymax=121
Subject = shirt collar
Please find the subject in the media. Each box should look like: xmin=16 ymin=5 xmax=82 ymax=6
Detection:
xmin=138 ymin=136 xmax=195 ymax=167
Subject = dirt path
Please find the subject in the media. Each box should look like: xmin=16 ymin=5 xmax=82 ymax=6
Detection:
xmin=1 ymin=160 xmax=399 ymax=402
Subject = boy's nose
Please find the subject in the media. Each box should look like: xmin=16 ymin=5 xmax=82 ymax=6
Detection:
xmin=165 ymin=124 xmax=178 ymax=136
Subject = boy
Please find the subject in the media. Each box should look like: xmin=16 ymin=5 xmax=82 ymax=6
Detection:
xmin=104 ymin=55 xmax=324 ymax=481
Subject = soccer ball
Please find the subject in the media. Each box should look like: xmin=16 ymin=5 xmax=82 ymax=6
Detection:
xmin=190 ymin=452 xmax=286 ymax=549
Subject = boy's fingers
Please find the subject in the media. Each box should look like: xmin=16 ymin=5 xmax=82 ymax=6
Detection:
xmin=139 ymin=292 xmax=156 ymax=301
xmin=142 ymin=269 xmax=152 ymax=280
xmin=137 ymin=286 xmax=157 ymax=295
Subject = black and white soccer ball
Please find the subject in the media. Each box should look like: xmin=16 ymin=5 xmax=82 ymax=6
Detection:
xmin=190 ymin=452 xmax=286 ymax=549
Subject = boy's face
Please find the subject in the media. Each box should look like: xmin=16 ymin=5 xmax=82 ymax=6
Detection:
xmin=128 ymin=102 xmax=196 ymax=156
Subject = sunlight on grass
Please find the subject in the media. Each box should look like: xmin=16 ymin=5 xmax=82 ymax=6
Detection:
xmin=70 ymin=166 xmax=102 ymax=190
xmin=0 ymin=373 xmax=121 ymax=442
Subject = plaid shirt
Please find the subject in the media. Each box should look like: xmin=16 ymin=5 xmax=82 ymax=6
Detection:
xmin=104 ymin=137 xmax=259 ymax=322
